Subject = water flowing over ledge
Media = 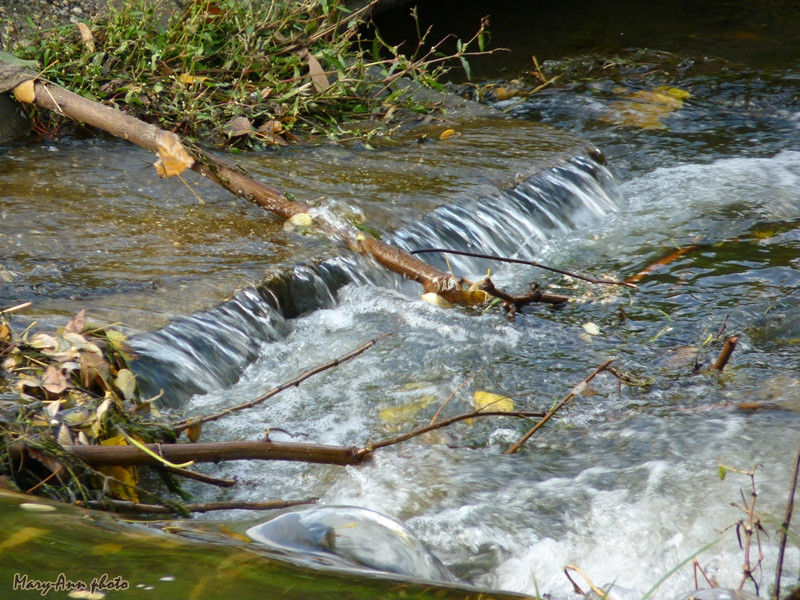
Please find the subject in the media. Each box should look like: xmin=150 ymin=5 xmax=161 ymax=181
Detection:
xmin=130 ymin=154 xmax=623 ymax=406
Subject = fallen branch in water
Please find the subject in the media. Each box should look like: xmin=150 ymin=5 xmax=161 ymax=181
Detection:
xmin=505 ymin=358 xmax=615 ymax=454
xmin=10 ymin=410 xmax=547 ymax=470
xmin=172 ymin=331 xmax=393 ymax=434
xmin=0 ymin=61 xmax=567 ymax=310
xmin=162 ymin=465 xmax=236 ymax=488
xmin=76 ymin=497 xmax=315 ymax=515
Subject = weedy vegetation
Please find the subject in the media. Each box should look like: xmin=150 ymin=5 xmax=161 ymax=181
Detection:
xmin=7 ymin=0 xmax=490 ymax=148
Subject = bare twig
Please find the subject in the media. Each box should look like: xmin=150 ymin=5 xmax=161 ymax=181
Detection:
xmin=173 ymin=332 xmax=392 ymax=432
xmin=161 ymin=465 xmax=236 ymax=488
xmin=709 ymin=336 xmax=738 ymax=372
xmin=774 ymin=442 xmax=800 ymax=600
xmin=429 ymin=369 xmax=486 ymax=425
xmin=363 ymin=409 xmax=546 ymax=456
xmin=410 ymin=248 xmax=636 ymax=288
xmin=506 ymin=359 xmax=615 ymax=454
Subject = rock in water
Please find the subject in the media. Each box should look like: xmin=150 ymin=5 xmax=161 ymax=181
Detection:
xmin=246 ymin=506 xmax=457 ymax=583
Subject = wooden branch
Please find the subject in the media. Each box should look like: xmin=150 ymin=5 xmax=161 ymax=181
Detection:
xmin=709 ymin=335 xmax=738 ymax=372
xmin=505 ymin=358 xmax=615 ymax=454
xmin=173 ymin=331 xmax=392 ymax=432
xmin=77 ymin=497 xmax=316 ymax=515
xmin=479 ymin=278 xmax=570 ymax=307
xmin=0 ymin=63 xmax=493 ymax=309
xmin=9 ymin=440 xmax=366 ymax=467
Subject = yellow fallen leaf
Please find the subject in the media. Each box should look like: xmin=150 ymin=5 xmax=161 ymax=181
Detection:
xmin=177 ymin=72 xmax=208 ymax=85
xmin=379 ymin=394 xmax=436 ymax=424
xmin=421 ymin=293 xmax=453 ymax=309
xmin=186 ymin=419 xmax=202 ymax=443
xmin=153 ymin=131 xmax=195 ymax=178
xmin=602 ymin=86 xmax=690 ymax=130
xmin=114 ymin=369 xmax=136 ymax=402
xmin=13 ymin=79 xmax=36 ymax=104
xmin=99 ymin=435 xmax=139 ymax=502
xmin=473 ymin=390 xmax=514 ymax=412
xmin=439 ymin=128 xmax=459 ymax=141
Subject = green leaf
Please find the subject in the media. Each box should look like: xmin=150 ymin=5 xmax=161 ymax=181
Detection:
xmin=459 ymin=56 xmax=471 ymax=81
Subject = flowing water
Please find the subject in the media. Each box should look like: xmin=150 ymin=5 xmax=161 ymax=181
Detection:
xmin=3 ymin=5 xmax=800 ymax=600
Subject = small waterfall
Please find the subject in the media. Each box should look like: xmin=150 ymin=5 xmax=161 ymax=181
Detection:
xmin=392 ymin=156 xmax=623 ymax=276
xmin=130 ymin=153 xmax=623 ymax=406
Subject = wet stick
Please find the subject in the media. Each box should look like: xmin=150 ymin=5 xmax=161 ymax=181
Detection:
xmin=505 ymin=358 xmax=615 ymax=454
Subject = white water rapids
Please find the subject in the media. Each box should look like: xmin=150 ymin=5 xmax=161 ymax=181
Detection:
xmin=143 ymin=149 xmax=800 ymax=598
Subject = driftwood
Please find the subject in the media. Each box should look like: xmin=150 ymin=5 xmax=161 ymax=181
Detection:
xmin=0 ymin=60 xmax=568 ymax=310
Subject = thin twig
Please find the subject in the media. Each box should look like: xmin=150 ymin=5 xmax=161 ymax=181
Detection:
xmin=410 ymin=248 xmax=636 ymax=288
xmin=774 ymin=442 xmax=800 ymax=600
xmin=709 ymin=336 xmax=738 ymax=372
xmin=362 ymin=410 xmax=546 ymax=456
xmin=506 ymin=359 xmax=615 ymax=454
xmin=173 ymin=332 xmax=392 ymax=432
xmin=161 ymin=465 xmax=236 ymax=488
xmin=429 ymin=369 xmax=486 ymax=425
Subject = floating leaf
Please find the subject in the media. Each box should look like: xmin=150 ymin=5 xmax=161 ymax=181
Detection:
xmin=582 ymin=322 xmax=601 ymax=336
xmin=473 ymin=390 xmax=514 ymax=412
xmin=153 ymin=131 xmax=195 ymax=178
xmin=13 ymin=79 xmax=35 ymax=104
xmin=420 ymin=293 xmax=453 ymax=309
xmin=602 ymin=86 xmax=690 ymax=130
xmin=439 ymin=128 xmax=458 ymax=141
xmin=379 ymin=394 xmax=436 ymax=424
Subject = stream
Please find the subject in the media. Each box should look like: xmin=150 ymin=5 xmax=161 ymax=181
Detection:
xmin=3 ymin=2 xmax=800 ymax=599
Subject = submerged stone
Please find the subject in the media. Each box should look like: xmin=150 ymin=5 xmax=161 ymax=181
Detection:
xmin=246 ymin=506 xmax=457 ymax=583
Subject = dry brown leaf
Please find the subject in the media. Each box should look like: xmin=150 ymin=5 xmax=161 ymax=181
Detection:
xmin=302 ymin=49 xmax=330 ymax=92
xmin=42 ymin=365 xmax=68 ymax=395
xmin=77 ymin=22 xmax=95 ymax=52
xmin=13 ymin=79 xmax=35 ymax=104
xmin=224 ymin=116 xmax=252 ymax=137
xmin=154 ymin=132 xmax=195 ymax=178
xmin=64 ymin=309 xmax=86 ymax=334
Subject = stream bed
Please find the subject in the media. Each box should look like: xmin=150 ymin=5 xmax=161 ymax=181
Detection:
xmin=2 ymin=2 xmax=800 ymax=599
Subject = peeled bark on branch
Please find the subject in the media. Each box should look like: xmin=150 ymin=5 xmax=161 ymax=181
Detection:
xmin=0 ymin=61 xmax=574 ymax=309
xmin=9 ymin=440 xmax=365 ymax=467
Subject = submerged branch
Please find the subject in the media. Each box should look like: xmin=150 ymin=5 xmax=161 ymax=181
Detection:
xmin=173 ymin=331 xmax=392 ymax=432
xmin=505 ymin=358 xmax=615 ymax=454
